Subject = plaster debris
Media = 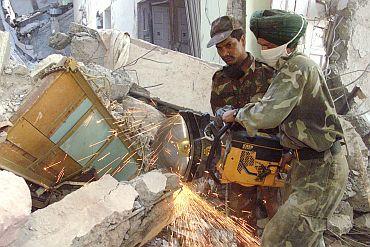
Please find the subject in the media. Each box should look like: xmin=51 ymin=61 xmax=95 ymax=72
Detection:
xmin=0 ymin=171 xmax=32 ymax=246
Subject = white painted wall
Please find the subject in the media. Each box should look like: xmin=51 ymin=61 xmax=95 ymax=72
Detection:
xmin=245 ymin=0 xmax=271 ymax=58
xmin=200 ymin=0 xmax=228 ymax=64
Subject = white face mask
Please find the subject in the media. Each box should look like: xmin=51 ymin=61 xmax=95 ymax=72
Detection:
xmin=260 ymin=16 xmax=305 ymax=68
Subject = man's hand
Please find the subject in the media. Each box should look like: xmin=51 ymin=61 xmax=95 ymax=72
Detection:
xmin=222 ymin=109 xmax=238 ymax=123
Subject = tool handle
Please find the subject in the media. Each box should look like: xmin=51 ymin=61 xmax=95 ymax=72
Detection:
xmin=205 ymin=123 xmax=232 ymax=183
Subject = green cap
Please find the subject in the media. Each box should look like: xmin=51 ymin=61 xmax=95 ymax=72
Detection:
xmin=207 ymin=16 xmax=243 ymax=48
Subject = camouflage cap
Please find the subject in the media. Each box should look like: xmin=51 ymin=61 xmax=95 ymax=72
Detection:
xmin=207 ymin=16 xmax=243 ymax=48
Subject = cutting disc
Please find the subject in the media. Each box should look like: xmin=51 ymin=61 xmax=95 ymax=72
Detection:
xmin=151 ymin=115 xmax=191 ymax=177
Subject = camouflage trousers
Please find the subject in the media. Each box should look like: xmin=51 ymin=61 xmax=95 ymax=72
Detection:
xmin=262 ymin=146 xmax=349 ymax=247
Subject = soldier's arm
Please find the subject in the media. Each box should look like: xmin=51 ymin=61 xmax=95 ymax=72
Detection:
xmin=235 ymin=62 xmax=308 ymax=136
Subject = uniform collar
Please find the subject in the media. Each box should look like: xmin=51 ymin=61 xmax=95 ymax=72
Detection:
xmin=276 ymin=50 xmax=300 ymax=70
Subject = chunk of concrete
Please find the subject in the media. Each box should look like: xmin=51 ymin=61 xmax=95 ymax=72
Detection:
xmin=12 ymin=171 xmax=180 ymax=247
xmin=354 ymin=213 xmax=370 ymax=231
xmin=0 ymin=31 xmax=10 ymax=74
xmin=0 ymin=171 xmax=32 ymax=246
xmin=328 ymin=214 xmax=353 ymax=236
xmin=133 ymin=170 xmax=169 ymax=206
xmin=49 ymin=32 xmax=71 ymax=50
xmin=30 ymin=54 xmax=67 ymax=79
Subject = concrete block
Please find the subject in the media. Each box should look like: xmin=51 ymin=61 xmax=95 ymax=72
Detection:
xmin=0 ymin=31 xmax=10 ymax=74
xmin=0 ymin=171 xmax=32 ymax=246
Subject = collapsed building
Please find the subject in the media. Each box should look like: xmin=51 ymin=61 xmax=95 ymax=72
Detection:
xmin=0 ymin=0 xmax=369 ymax=246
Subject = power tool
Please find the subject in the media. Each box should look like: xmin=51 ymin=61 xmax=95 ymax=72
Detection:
xmin=152 ymin=110 xmax=289 ymax=187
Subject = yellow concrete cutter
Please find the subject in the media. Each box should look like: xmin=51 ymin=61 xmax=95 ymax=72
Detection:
xmin=152 ymin=110 xmax=288 ymax=187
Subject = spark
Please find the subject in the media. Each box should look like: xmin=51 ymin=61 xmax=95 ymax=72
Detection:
xmin=97 ymin=152 xmax=111 ymax=162
xmin=55 ymin=167 xmax=65 ymax=184
xmin=77 ymin=152 xmax=98 ymax=162
xmin=171 ymin=185 xmax=259 ymax=246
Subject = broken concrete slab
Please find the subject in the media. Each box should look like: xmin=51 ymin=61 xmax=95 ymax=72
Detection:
xmin=0 ymin=31 xmax=10 ymax=74
xmin=71 ymin=35 xmax=106 ymax=65
xmin=127 ymin=38 xmax=220 ymax=113
xmin=0 ymin=171 xmax=32 ymax=246
xmin=12 ymin=171 xmax=180 ymax=247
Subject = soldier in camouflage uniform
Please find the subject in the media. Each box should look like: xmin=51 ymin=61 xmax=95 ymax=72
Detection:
xmin=222 ymin=10 xmax=349 ymax=246
xmin=207 ymin=16 xmax=279 ymax=232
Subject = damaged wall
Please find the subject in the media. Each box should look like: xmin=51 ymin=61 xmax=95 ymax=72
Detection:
xmin=327 ymin=0 xmax=370 ymax=146
xmin=127 ymin=38 xmax=220 ymax=113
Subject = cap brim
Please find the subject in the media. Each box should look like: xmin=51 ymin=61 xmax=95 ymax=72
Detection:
xmin=207 ymin=30 xmax=233 ymax=48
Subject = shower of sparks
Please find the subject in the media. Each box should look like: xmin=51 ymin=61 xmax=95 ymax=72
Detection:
xmin=170 ymin=185 xmax=260 ymax=247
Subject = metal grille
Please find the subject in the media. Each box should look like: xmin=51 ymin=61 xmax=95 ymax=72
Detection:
xmin=237 ymin=151 xmax=255 ymax=173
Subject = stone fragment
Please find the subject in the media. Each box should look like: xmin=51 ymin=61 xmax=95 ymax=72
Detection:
xmin=328 ymin=214 xmax=353 ymax=236
xmin=133 ymin=170 xmax=168 ymax=206
xmin=71 ymin=35 xmax=105 ymax=65
xmin=0 ymin=31 xmax=10 ymax=74
xmin=0 ymin=171 xmax=32 ymax=246
xmin=12 ymin=64 xmax=29 ymax=76
xmin=49 ymin=32 xmax=72 ymax=50
xmin=354 ymin=213 xmax=370 ymax=231
xmin=30 ymin=54 xmax=67 ymax=79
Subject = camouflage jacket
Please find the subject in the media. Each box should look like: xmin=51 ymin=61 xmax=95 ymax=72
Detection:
xmin=210 ymin=53 xmax=275 ymax=114
xmin=236 ymin=52 xmax=344 ymax=152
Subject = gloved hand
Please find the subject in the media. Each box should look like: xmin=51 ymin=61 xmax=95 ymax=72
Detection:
xmin=214 ymin=105 xmax=234 ymax=127
xmin=215 ymin=105 xmax=234 ymax=117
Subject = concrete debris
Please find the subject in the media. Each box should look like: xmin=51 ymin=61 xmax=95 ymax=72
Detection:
xmin=353 ymin=213 xmax=370 ymax=231
xmin=30 ymin=54 xmax=67 ymax=79
xmin=12 ymin=171 xmax=180 ymax=247
xmin=49 ymin=32 xmax=71 ymax=50
xmin=0 ymin=57 xmax=33 ymax=120
xmin=339 ymin=117 xmax=370 ymax=212
xmin=328 ymin=214 xmax=353 ymax=236
xmin=71 ymin=35 xmax=106 ymax=65
xmin=0 ymin=31 xmax=10 ymax=74
xmin=0 ymin=171 xmax=32 ymax=246
xmin=59 ymin=23 xmax=131 ymax=70
xmin=80 ymin=63 xmax=133 ymax=102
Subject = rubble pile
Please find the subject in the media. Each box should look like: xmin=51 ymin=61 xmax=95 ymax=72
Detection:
xmin=326 ymin=118 xmax=370 ymax=244
xmin=11 ymin=170 xmax=180 ymax=247
xmin=0 ymin=171 xmax=32 ymax=246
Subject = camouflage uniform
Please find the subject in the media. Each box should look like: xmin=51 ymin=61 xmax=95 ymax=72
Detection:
xmin=210 ymin=52 xmax=278 ymax=232
xmin=210 ymin=52 xmax=275 ymax=113
xmin=235 ymin=52 xmax=349 ymax=246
